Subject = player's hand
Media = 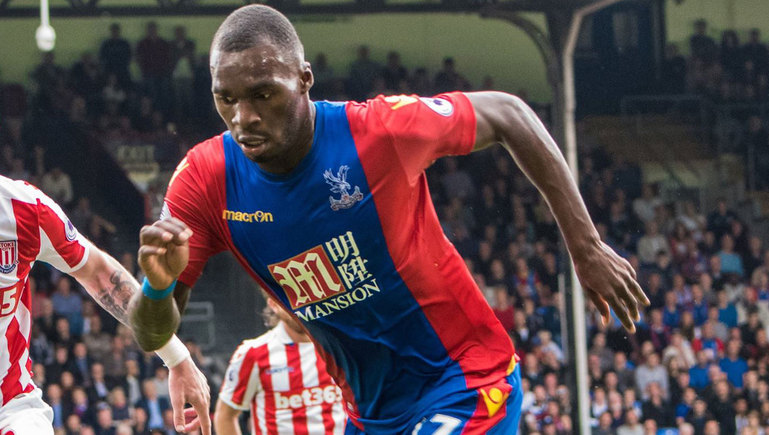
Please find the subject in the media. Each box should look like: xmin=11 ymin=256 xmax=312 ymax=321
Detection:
xmin=168 ymin=357 xmax=211 ymax=435
xmin=572 ymin=240 xmax=649 ymax=333
xmin=138 ymin=217 xmax=192 ymax=289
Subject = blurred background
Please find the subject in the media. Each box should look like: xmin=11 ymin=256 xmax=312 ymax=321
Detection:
xmin=2 ymin=0 xmax=769 ymax=433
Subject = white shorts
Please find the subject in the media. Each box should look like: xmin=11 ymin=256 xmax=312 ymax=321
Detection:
xmin=0 ymin=388 xmax=53 ymax=435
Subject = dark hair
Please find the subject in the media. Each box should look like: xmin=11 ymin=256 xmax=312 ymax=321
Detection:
xmin=212 ymin=4 xmax=303 ymax=58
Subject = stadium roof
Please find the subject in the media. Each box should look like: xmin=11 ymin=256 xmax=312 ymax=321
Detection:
xmin=0 ymin=0 xmax=628 ymax=18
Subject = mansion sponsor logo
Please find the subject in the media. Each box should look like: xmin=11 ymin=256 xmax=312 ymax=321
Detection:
xmin=274 ymin=385 xmax=342 ymax=410
xmin=268 ymin=231 xmax=381 ymax=321
xmin=222 ymin=209 xmax=274 ymax=223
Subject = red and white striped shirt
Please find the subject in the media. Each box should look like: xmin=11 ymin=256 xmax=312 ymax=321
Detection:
xmin=219 ymin=323 xmax=347 ymax=434
xmin=0 ymin=176 xmax=90 ymax=406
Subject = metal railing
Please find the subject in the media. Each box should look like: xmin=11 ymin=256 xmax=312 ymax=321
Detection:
xmin=178 ymin=301 xmax=216 ymax=351
xmin=619 ymin=94 xmax=712 ymax=189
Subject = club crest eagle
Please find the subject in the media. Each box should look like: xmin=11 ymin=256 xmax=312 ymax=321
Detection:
xmin=323 ymin=165 xmax=363 ymax=211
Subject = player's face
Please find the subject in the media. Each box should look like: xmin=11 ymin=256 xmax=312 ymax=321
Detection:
xmin=211 ymin=42 xmax=314 ymax=173
xmin=267 ymin=296 xmax=306 ymax=336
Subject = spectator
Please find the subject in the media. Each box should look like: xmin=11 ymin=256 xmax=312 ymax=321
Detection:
xmin=690 ymin=285 xmax=710 ymax=326
xmin=633 ymin=184 xmax=661 ymax=224
xmin=719 ymin=234 xmax=745 ymax=277
xmin=71 ymin=386 xmax=94 ymax=427
xmin=102 ymin=336 xmax=129 ymax=381
xmin=707 ymin=199 xmax=738 ymax=240
xmin=707 ymin=380 xmax=736 ymax=435
xmin=742 ymin=29 xmax=768 ymax=76
xmin=99 ymin=23 xmax=132 ymax=89
xmin=134 ymin=379 xmax=169 ymax=430
xmin=744 ymin=236 xmax=764 ymax=278
xmin=150 ymin=366 xmax=170 ymax=402
xmin=686 ymin=398 xmax=713 ymax=433
xmin=663 ymin=291 xmax=681 ymax=328
xmin=716 ymin=290 xmax=738 ymax=328
xmin=382 ymin=51 xmax=408 ymax=91
xmin=719 ymin=340 xmax=748 ymax=389
xmin=693 ymin=321 xmax=724 ymax=357
xmin=676 ymin=387 xmax=697 ymax=425
xmin=689 ymin=19 xmax=718 ymax=65
xmin=132 ymin=407 xmax=149 ymax=435
xmin=94 ymin=402 xmax=116 ymax=435
xmin=347 ymin=45 xmax=381 ymax=101
xmin=7 ymin=158 xmax=30 ymax=181
xmin=720 ymin=31 xmax=743 ymax=81
xmin=433 ymin=57 xmax=470 ymax=93
xmin=705 ymin=306 xmax=729 ymax=342
xmin=31 ymin=51 xmax=66 ymax=98
xmin=136 ymin=22 xmax=173 ymax=115
xmin=30 ymin=323 xmax=54 ymax=367
xmin=65 ymin=414 xmax=84 ymax=435
xmin=69 ymin=52 xmax=102 ymax=105
xmin=440 ymin=157 xmax=475 ymax=200
xmin=492 ymin=286 xmax=514 ymax=333
xmin=84 ymin=315 xmax=112 ymax=363
xmin=638 ymin=221 xmax=670 ymax=265
xmin=170 ymin=25 xmax=195 ymax=121
xmin=617 ymin=408 xmax=643 ymax=435
xmin=108 ymin=387 xmax=131 ymax=424
xmin=46 ymin=383 xmax=65 ymax=429
xmin=592 ymin=411 xmax=613 ymax=435
xmin=537 ymin=330 xmax=564 ymax=363
xmin=409 ymin=67 xmax=432 ymax=95
xmin=589 ymin=332 xmax=615 ymax=371
xmin=635 ymin=351 xmax=669 ymax=400
xmin=40 ymin=167 xmax=74 ymax=206
xmin=71 ymin=341 xmax=92 ymax=385
xmin=645 ymin=308 xmax=671 ymax=352
xmin=87 ymin=362 xmax=112 ymax=405
xmin=642 ymin=381 xmax=674 ymax=427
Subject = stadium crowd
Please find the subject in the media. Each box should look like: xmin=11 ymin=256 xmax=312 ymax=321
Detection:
xmin=664 ymin=20 xmax=769 ymax=191
xmin=0 ymin=19 xmax=768 ymax=435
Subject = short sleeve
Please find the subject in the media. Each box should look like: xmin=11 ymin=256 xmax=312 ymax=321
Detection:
xmin=351 ymin=92 xmax=476 ymax=179
xmin=36 ymin=191 xmax=91 ymax=274
xmin=219 ymin=341 xmax=263 ymax=411
xmin=163 ymin=154 xmax=226 ymax=287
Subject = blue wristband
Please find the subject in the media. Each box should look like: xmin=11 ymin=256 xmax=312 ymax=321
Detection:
xmin=142 ymin=277 xmax=177 ymax=300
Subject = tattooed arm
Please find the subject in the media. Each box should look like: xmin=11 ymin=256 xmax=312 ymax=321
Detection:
xmin=71 ymin=244 xmax=213 ymax=435
xmin=70 ymin=245 xmax=139 ymax=325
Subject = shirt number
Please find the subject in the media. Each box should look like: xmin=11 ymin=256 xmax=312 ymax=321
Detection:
xmin=412 ymin=414 xmax=462 ymax=435
xmin=0 ymin=283 xmax=21 ymax=317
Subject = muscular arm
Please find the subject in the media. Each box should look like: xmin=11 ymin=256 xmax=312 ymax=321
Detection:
xmin=70 ymin=246 xmax=192 ymax=348
xmin=214 ymin=400 xmax=243 ymax=435
xmin=129 ymin=282 xmax=191 ymax=352
xmin=466 ymin=91 xmax=647 ymax=331
xmin=129 ymin=218 xmax=194 ymax=352
xmin=467 ymin=91 xmax=599 ymax=261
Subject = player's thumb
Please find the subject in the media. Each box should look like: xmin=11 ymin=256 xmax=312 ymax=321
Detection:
xmin=171 ymin=393 xmax=186 ymax=432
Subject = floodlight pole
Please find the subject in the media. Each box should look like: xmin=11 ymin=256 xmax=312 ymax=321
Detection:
xmin=562 ymin=2 xmax=623 ymax=434
xmin=484 ymin=1 xmax=624 ymax=433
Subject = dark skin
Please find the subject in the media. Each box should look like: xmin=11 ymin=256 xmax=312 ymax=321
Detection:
xmin=131 ymin=36 xmax=648 ymax=432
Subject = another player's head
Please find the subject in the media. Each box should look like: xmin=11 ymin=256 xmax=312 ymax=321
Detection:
xmin=260 ymin=289 xmax=305 ymax=337
xmin=210 ymin=5 xmax=314 ymax=171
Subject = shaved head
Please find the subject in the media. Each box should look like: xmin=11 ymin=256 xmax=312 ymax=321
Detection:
xmin=212 ymin=5 xmax=304 ymax=64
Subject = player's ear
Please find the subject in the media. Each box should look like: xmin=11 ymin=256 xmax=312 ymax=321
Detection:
xmin=300 ymin=61 xmax=314 ymax=94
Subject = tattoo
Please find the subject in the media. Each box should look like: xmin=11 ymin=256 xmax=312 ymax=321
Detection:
xmin=94 ymin=270 xmax=138 ymax=325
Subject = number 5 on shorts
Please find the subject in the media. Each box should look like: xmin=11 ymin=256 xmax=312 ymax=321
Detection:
xmin=412 ymin=414 xmax=462 ymax=435
xmin=0 ymin=284 xmax=20 ymax=316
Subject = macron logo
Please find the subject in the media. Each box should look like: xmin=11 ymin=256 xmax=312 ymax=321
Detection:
xmin=222 ymin=209 xmax=274 ymax=223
